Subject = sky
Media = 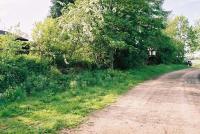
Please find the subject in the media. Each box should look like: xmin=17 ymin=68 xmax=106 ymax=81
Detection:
xmin=163 ymin=0 xmax=200 ymax=25
xmin=0 ymin=0 xmax=51 ymax=38
xmin=0 ymin=0 xmax=200 ymax=38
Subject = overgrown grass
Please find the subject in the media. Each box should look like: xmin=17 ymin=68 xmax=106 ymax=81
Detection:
xmin=0 ymin=64 xmax=187 ymax=134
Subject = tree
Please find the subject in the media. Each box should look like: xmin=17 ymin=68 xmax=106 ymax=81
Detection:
xmin=34 ymin=0 xmax=176 ymax=68
xmin=59 ymin=0 xmax=168 ymax=68
xmin=165 ymin=16 xmax=189 ymax=42
xmin=188 ymin=26 xmax=198 ymax=52
xmin=191 ymin=20 xmax=200 ymax=51
xmin=50 ymin=0 xmax=75 ymax=18
xmin=99 ymin=0 xmax=168 ymax=68
xmin=32 ymin=14 xmax=94 ymax=66
xmin=32 ymin=18 xmax=71 ymax=67
xmin=165 ymin=16 xmax=192 ymax=54
xmin=156 ymin=33 xmax=184 ymax=64
xmin=32 ymin=18 xmax=60 ymax=56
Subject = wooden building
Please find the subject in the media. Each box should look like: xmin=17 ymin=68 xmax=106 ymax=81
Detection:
xmin=0 ymin=30 xmax=30 ymax=54
xmin=0 ymin=30 xmax=29 ymax=41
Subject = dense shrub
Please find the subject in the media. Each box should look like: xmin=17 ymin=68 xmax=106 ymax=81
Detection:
xmin=0 ymin=55 xmax=51 ymax=102
xmin=0 ymin=59 xmax=27 ymax=93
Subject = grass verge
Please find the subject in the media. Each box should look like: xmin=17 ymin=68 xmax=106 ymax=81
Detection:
xmin=0 ymin=64 xmax=187 ymax=134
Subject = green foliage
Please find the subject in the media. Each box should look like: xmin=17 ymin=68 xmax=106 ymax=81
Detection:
xmin=50 ymin=0 xmax=75 ymax=18
xmin=0 ymin=35 xmax=21 ymax=55
xmin=99 ymin=0 xmax=168 ymax=68
xmin=36 ymin=0 xmax=170 ymax=68
xmin=157 ymin=35 xmax=184 ymax=64
xmin=145 ymin=31 xmax=184 ymax=64
xmin=0 ymin=60 xmax=27 ymax=93
xmin=32 ymin=18 xmax=61 ymax=56
xmin=0 ymin=1 xmax=191 ymax=133
xmin=191 ymin=20 xmax=200 ymax=51
xmin=0 ymin=55 xmax=50 ymax=102
xmin=165 ymin=16 xmax=190 ymax=41
xmin=164 ymin=16 xmax=198 ymax=54
xmin=0 ymin=64 xmax=187 ymax=133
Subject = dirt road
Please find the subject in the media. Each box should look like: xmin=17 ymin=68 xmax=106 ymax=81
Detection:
xmin=62 ymin=69 xmax=200 ymax=134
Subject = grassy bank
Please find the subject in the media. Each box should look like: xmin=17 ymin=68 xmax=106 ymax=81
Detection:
xmin=0 ymin=64 xmax=187 ymax=134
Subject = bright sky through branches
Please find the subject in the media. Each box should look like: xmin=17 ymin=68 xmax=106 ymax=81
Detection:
xmin=0 ymin=0 xmax=199 ymax=37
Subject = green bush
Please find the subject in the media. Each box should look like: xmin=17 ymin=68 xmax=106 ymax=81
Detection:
xmin=0 ymin=55 xmax=51 ymax=102
xmin=0 ymin=60 xmax=27 ymax=93
xmin=0 ymin=86 xmax=26 ymax=104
